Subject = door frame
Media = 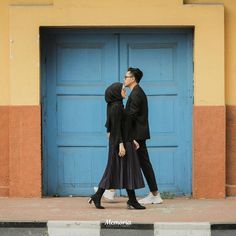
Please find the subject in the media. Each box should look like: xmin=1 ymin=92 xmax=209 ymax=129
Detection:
xmin=40 ymin=27 xmax=193 ymax=196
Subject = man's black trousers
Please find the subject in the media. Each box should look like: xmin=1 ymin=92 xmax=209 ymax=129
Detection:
xmin=136 ymin=140 xmax=158 ymax=192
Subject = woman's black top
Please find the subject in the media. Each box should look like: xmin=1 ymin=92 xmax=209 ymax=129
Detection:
xmin=105 ymin=82 xmax=126 ymax=145
xmin=98 ymin=82 xmax=145 ymax=190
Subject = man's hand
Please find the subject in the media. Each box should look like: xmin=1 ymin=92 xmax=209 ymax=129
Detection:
xmin=133 ymin=140 xmax=140 ymax=150
xmin=118 ymin=143 xmax=126 ymax=157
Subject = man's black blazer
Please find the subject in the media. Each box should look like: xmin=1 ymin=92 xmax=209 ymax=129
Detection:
xmin=125 ymin=84 xmax=150 ymax=141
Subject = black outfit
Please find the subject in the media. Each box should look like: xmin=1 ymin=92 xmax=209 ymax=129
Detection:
xmin=125 ymin=84 xmax=158 ymax=192
xmin=125 ymin=84 xmax=150 ymax=141
xmin=98 ymin=83 xmax=144 ymax=190
xmin=89 ymin=83 xmax=145 ymax=209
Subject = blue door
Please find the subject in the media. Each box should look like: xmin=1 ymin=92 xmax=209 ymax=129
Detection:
xmin=120 ymin=33 xmax=193 ymax=196
xmin=41 ymin=29 xmax=193 ymax=196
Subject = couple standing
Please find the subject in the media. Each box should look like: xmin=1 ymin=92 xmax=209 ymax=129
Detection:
xmin=88 ymin=68 xmax=163 ymax=210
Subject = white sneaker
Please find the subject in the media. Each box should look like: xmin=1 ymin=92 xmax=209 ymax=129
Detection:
xmin=93 ymin=187 xmax=115 ymax=201
xmin=138 ymin=192 xmax=163 ymax=205
xmin=152 ymin=192 xmax=163 ymax=204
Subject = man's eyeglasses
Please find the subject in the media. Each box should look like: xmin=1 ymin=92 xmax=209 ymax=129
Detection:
xmin=124 ymin=75 xmax=133 ymax=79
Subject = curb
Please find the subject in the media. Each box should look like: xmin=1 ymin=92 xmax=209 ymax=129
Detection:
xmin=154 ymin=222 xmax=210 ymax=236
xmin=0 ymin=222 xmax=47 ymax=228
xmin=48 ymin=221 xmax=100 ymax=236
xmin=0 ymin=221 xmax=48 ymax=236
xmin=0 ymin=221 xmax=236 ymax=236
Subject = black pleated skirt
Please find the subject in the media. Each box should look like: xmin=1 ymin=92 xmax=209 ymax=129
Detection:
xmin=98 ymin=140 xmax=145 ymax=190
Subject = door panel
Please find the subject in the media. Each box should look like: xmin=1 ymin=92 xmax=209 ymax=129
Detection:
xmin=120 ymin=33 xmax=192 ymax=195
xmin=58 ymin=147 xmax=108 ymax=196
xmin=57 ymin=95 xmax=107 ymax=146
xmin=44 ymin=33 xmax=118 ymax=196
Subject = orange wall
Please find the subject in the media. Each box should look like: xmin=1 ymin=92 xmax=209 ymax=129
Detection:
xmin=0 ymin=107 xmax=9 ymax=196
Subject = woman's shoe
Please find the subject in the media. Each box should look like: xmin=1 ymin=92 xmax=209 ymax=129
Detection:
xmin=94 ymin=187 xmax=115 ymax=201
xmin=88 ymin=195 xmax=105 ymax=209
xmin=127 ymin=200 xmax=146 ymax=210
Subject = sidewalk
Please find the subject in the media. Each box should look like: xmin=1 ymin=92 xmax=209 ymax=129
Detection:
xmin=0 ymin=197 xmax=236 ymax=235
xmin=0 ymin=196 xmax=236 ymax=222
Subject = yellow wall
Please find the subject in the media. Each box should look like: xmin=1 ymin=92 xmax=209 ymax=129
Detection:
xmin=0 ymin=0 xmax=9 ymax=105
xmin=185 ymin=0 xmax=236 ymax=105
xmin=0 ymin=0 xmax=226 ymax=105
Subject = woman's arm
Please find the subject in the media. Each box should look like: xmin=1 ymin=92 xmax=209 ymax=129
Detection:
xmin=110 ymin=105 xmax=123 ymax=144
xmin=133 ymin=140 xmax=140 ymax=150
xmin=109 ymin=105 xmax=126 ymax=157
xmin=118 ymin=143 xmax=126 ymax=157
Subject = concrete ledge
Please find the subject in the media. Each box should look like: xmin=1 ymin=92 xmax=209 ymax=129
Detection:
xmin=0 ymin=221 xmax=236 ymax=236
xmin=154 ymin=222 xmax=211 ymax=236
xmin=47 ymin=221 xmax=100 ymax=236
xmin=0 ymin=221 xmax=48 ymax=236
xmin=101 ymin=222 xmax=153 ymax=230
xmin=154 ymin=222 xmax=210 ymax=230
xmin=0 ymin=221 xmax=47 ymax=228
xmin=211 ymin=223 xmax=236 ymax=230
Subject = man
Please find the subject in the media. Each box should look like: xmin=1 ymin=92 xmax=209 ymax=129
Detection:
xmin=124 ymin=67 xmax=163 ymax=204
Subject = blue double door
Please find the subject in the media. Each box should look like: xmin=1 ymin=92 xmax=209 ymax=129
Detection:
xmin=41 ymin=29 xmax=193 ymax=197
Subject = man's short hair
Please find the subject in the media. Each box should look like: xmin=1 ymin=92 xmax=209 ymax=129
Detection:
xmin=127 ymin=67 xmax=143 ymax=83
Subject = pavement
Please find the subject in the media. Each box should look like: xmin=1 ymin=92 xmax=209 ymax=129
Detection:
xmin=0 ymin=196 xmax=236 ymax=235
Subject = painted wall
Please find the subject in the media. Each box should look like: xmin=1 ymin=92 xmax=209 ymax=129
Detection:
xmin=185 ymin=0 xmax=236 ymax=105
xmin=0 ymin=0 xmax=10 ymax=197
xmin=8 ymin=0 xmax=225 ymax=106
xmin=0 ymin=1 xmax=9 ymax=106
xmin=186 ymin=0 xmax=236 ymax=197
xmin=0 ymin=0 xmax=230 ymax=198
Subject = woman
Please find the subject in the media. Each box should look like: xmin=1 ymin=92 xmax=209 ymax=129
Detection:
xmin=88 ymin=82 xmax=145 ymax=210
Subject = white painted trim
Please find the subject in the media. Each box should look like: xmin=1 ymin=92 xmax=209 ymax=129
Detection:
xmin=47 ymin=221 xmax=100 ymax=236
xmin=154 ymin=222 xmax=211 ymax=236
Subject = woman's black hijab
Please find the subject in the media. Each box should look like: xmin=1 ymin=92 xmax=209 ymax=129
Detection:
xmin=105 ymin=82 xmax=123 ymax=132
